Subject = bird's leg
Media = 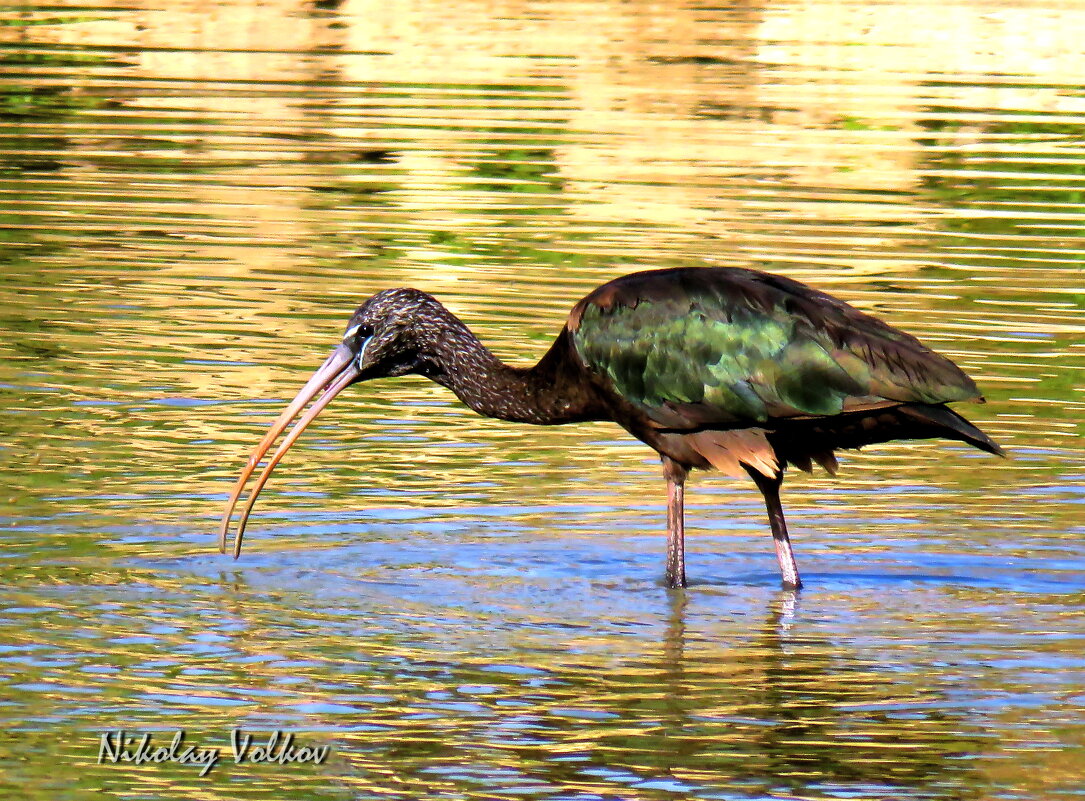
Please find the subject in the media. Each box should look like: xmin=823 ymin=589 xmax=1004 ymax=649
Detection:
xmin=662 ymin=457 xmax=688 ymax=589
xmin=745 ymin=467 xmax=802 ymax=590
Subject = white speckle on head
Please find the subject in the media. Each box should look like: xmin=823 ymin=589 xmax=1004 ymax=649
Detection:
xmin=343 ymin=324 xmax=362 ymax=342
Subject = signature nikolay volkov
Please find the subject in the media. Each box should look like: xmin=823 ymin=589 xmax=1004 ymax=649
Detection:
xmin=98 ymin=729 xmax=330 ymax=777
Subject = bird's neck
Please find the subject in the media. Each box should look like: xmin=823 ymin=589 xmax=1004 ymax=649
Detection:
xmin=424 ymin=308 xmax=601 ymax=426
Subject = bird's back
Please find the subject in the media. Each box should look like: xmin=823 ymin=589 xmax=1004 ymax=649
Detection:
xmin=565 ymin=267 xmax=998 ymax=475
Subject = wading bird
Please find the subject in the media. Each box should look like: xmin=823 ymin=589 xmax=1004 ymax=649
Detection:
xmin=219 ymin=267 xmax=1003 ymax=589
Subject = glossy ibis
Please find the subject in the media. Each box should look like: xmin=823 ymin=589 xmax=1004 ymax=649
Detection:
xmin=218 ymin=267 xmax=1003 ymax=589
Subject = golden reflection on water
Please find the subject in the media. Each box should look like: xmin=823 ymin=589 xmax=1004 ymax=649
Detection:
xmin=0 ymin=0 xmax=1083 ymax=799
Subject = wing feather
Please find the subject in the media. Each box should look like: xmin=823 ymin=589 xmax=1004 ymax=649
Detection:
xmin=569 ymin=267 xmax=980 ymax=431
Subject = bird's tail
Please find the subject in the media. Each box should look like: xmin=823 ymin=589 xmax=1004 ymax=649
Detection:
xmin=898 ymin=403 xmax=1005 ymax=457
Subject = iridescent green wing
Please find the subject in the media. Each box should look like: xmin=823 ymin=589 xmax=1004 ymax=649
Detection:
xmin=568 ymin=268 xmax=980 ymax=429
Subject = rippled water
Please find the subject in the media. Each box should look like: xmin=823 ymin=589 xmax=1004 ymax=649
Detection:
xmin=1 ymin=1 xmax=1083 ymax=799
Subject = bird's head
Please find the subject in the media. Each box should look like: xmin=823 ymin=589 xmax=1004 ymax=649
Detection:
xmin=218 ymin=287 xmax=446 ymax=557
xmin=343 ymin=287 xmax=443 ymax=379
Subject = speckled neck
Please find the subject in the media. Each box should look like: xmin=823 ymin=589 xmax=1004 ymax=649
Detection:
xmin=419 ymin=304 xmax=603 ymax=426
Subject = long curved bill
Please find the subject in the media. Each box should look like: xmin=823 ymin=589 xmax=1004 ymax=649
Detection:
xmin=218 ymin=343 xmax=361 ymax=558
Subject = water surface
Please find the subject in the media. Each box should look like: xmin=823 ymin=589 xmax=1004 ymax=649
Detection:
xmin=1 ymin=1 xmax=1083 ymax=799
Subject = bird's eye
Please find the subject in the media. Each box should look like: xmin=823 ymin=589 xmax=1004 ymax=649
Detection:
xmin=344 ymin=323 xmax=374 ymax=342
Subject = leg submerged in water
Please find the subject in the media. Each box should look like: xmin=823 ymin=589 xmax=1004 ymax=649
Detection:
xmin=663 ymin=457 xmax=688 ymax=589
xmin=745 ymin=467 xmax=802 ymax=590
